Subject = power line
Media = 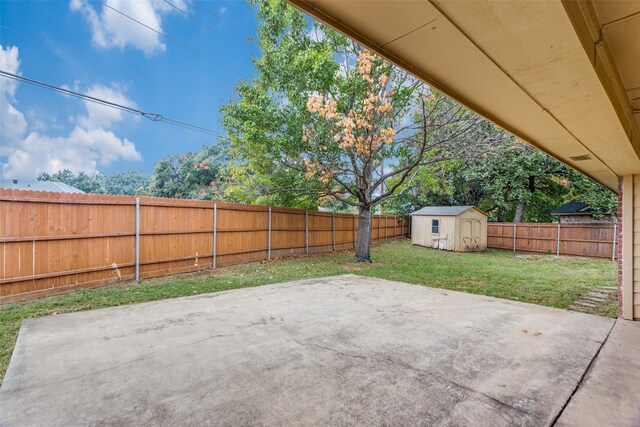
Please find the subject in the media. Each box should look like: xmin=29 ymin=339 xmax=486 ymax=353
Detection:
xmin=193 ymin=1 xmax=251 ymax=40
xmin=96 ymin=0 xmax=245 ymax=77
xmin=0 ymin=70 xmax=228 ymax=138
xmin=163 ymin=0 xmax=251 ymax=52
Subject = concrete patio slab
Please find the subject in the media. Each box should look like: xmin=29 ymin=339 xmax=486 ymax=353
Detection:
xmin=0 ymin=275 xmax=615 ymax=426
xmin=556 ymin=319 xmax=640 ymax=427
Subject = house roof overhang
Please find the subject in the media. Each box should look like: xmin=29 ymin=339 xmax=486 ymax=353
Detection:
xmin=287 ymin=0 xmax=640 ymax=191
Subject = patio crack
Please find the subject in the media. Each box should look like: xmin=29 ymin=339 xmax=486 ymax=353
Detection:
xmin=289 ymin=338 xmax=530 ymax=416
xmin=290 ymin=339 xmax=367 ymax=360
xmin=378 ymin=355 xmax=530 ymax=417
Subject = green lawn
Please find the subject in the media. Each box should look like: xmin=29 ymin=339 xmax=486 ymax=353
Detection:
xmin=0 ymin=240 xmax=616 ymax=383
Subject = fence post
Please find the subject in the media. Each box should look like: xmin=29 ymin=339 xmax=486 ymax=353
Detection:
xmin=394 ymin=216 xmax=397 ymax=239
xmin=612 ymin=222 xmax=617 ymax=261
xmin=135 ymin=197 xmax=140 ymax=282
xmin=378 ymin=213 xmax=381 ymax=242
xmin=305 ymin=211 xmax=309 ymax=255
xmin=556 ymin=222 xmax=561 ymax=256
xmin=513 ymin=223 xmax=517 ymax=253
xmin=408 ymin=216 xmax=411 ymax=238
xmin=213 ymin=203 xmax=217 ymax=269
xmin=332 ymin=212 xmax=336 ymax=251
xmin=385 ymin=215 xmax=388 ymax=241
xmin=268 ymin=207 xmax=272 ymax=260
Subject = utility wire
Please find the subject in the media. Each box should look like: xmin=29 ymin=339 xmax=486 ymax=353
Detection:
xmin=163 ymin=0 xmax=250 ymax=52
xmin=96 ymin=0 xmax=244 ymax=77
xmin=193 ymin=0 xmax=251 ymax=40
xmin=0 ymin=70 xmax=227 ymax=138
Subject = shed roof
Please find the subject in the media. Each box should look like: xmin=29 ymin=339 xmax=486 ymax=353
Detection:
xmin=550 ymin=200 xmax=591 ymax=215
xmin=411 ymin=206 xmax=480 ymax=217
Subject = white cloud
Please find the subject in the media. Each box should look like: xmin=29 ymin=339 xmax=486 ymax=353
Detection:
xmin=0 ymin=45 xmax=20 ymax=97
xmin=27 ymin=109 xmax=63 ymax=132
xmin=4 ymin=127 xmax=140 ymax=180
xmin=0 ymin=44 xmax=142 ymax=181
xmin=1 ymin=45 xmax=28 ymax=160
xmin=219 ymin=6 xmax=227 ymax=15
xmin=70 ymin=0 xmax=187 ymax=56
xmin=75 ymin=84 xmax=138 ymax=130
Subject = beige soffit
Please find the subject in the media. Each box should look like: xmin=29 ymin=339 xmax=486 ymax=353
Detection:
xmin=564 ymin=1 xmax=640 ymax=165
xmin=288 ymin=0 xmax=640 ymax=190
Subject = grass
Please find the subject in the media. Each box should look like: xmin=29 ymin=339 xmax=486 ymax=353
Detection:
xmin=0 ymin=240 xmax=616 ymax=383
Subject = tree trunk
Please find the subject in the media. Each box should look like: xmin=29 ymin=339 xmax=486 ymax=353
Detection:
xmin=355 ymin=205 xmax=372 ymax=261
xmin=513 ymin=202 xmax=525 ymax=223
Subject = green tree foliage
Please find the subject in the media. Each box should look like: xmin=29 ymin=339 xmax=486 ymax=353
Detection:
xmin=459 ymin=141 xmax=569 ymax=222
xmin=381 ymin=139 xmax=617 ymax=221
xmin=101 ymin=171 xmax=151 ymax=195
xmin=563 ymin=170 xmax=618 ymax=219
xmin=221 ymin=0 xmax=501 ymax=260
xmin=221 ymin=1 xmax=337 ymax=210
xmin=37 ymin=170 xmax=150 ymax=195
xmin=147 ymin=144 xmax=230 ymax=200
xmin=35 ymin=144 xmax=229 ymax=199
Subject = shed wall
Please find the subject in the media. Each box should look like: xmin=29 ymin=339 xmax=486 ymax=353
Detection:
xmin=411 ymin=215 xmax=457 ymax=250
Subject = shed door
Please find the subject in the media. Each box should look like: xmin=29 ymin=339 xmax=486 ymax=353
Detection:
xmin=461 ymin=219 xmax=482 ymax=251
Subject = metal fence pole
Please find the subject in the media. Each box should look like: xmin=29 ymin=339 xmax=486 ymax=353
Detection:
xmin=332 ymin=212 xmax=336 ymax=251
xmin=394 ymin=216 xmax=397 ymax=239
xmin=408 ymin=216 xmax=411 ymax=238
xmin=268 ymin=207 xmax=272 ymax=260
xmin=513 ymin=223 xmax=517 ymax=253
xmin=305 ymin=211 xmax=309 ymax=255
xmin=213 ymin=203 xmax=217 ymax=269
xmin=556 ymin=222 xmax=561 ymax=256
xmin=135 ymin=197 xmax=140 ymax=282
xmin=378 ymin=213 xmax=381 ymax=242
xmin=385 ymin=215 xmax=388 ymax=241
xmin=612 ymin=222 xmax=617 ymax=261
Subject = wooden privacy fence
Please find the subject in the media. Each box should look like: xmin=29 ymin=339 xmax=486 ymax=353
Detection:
xmin=0 ymin=188 xmax=408 ymax=302
xmin=487 ymin=222 xmax=617 ymax=260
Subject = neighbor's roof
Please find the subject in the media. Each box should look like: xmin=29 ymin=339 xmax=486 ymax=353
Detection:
xmin=551 ymin=200 xmax=592 ymax=215
xmin=411 ymin=206 xmax=480 ymax=216
xmin=0 ymin=181 xmax=85 ymax=193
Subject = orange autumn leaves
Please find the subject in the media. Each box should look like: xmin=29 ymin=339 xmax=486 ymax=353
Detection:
xmin=303 ymin=159 xmax=333 ymax=185
xmin=303 ymin=50 xmax=397 ymax=185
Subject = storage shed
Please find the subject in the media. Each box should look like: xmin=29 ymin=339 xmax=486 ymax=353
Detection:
xmin=411 ymin=206 xmax=487 ymax=252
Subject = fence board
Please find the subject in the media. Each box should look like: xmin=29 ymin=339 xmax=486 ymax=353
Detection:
xmin=1 ymin=188 xmax=408 ymax=302
xmin=487 ymin=222 xmax=616 ymax=259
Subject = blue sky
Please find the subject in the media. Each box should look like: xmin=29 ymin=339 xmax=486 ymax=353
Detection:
xmin=0 ymin=0 xmax=261 ymax=182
